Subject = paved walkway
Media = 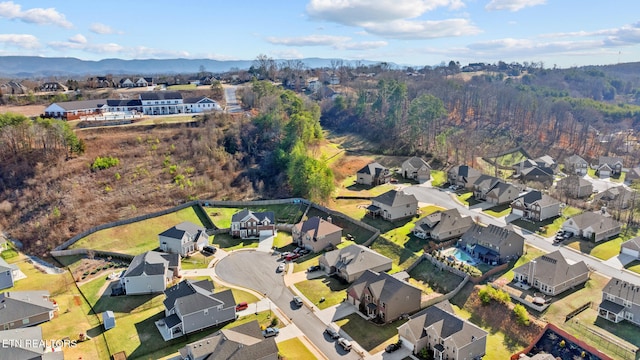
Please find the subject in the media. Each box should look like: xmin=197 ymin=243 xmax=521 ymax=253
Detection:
xmin=603 ymin=253 xmax=636 ymax=268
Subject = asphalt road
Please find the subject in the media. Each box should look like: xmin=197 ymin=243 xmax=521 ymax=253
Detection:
xmin=223 ymin=85 xmax=243 ymax=114
xmin=216 ymin=251 xmax=360 ymax=359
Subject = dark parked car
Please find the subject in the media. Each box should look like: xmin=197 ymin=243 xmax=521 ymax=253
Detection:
xmin=262 ymin=327 xmax=279 ymax=338
xmin=203 ymin=246 xmax=217 ymax=255
xmin=307 ymin=265 xmax=321 ymax=272
xmin=385 ymin=340 xmax=403 ymax=353
xmin=325 ymin=327 xmax=340 ymax=339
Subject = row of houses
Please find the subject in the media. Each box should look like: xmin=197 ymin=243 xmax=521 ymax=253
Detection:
xmin=43 ymin=91 xmax=221 ymax=120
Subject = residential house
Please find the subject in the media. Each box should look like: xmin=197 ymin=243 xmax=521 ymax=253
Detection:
xmin=534 ymin=155 xmax=557 ymax=170
xmin=620 ymin=237 xmax=640 ymax=259
xmin=43 ymin=99 xmax=109 ymax=120
xmin=158 ymin=221 xmax=209 ymax=257
xmin=38 ymin=82 xmax=67 ymax=92
xmin=485 ymin=182 xmax=520 ymax=205
xmin=594 ymin=186 xmax=635 ymax=210
xmin=517 ymin=166 xmax=554 ymax=186
xmin=178 ymin=320 xmax=278 ymax=360
xmin=347 ymin=270 xmax=422 ymax=322
xmin=356 ymin=162 xmax=391 ymax=186
xmin=139 ymin=91 xmax=183 ymax=115
xmin=136 ymin=77 xmax=153 ymax=87
xmin=230 ymin=209 xmax=276 ymax=239
xmin=556 ymin=175 xmax=593 ymax=198
xmin=0 ymin=257 xmax=19 ymax=290
xmin=0 ymin=327 xmax=64 ymax=360
xmin=472 ymin=175 xmax=501 ymax=201
xmin=513 ymin=157 xmax=555 ymax=176
xmin=398 ymin=301 xmax=488 ymax=360
xmin=513 ymin=251 xmax=589 ymax=296
xmin=0 ymin=291 xmax=57 ymax=330
xmin=447 ymin=165 xmax=482 ymax=189
xmin=626 ymin=167 xmax=640 ymax=185
xmin=412 ymin=208 xmax=473 ymax=241
xmin=120 ymin=251 xmax=180 ymax=295
xmin=401 ymin=156 xmax=431 ymax=183
xmin=366 ymin=190 xmax=418 ymax=221
xmin=510 ymin=190 xmax=561 ymax=222
xmin=562 ymin=212 xmax=622 ymax=242
xmin=597 ymin=156 xmax=624 ymax=178
xmin=156 ymin=279 xmax=236 ymax=341
xmin=319 ymin=244 xmax=392 ymax=283
xmin=183 ymin=96 xmax=222 ymax=113
xmin=0 ymin=80 xmax=28 ymax=95
xmin=293 ymin=216 xmax=342 ymax=253
xmin=564 ymin=154 xmax=589 ymax=176
xmin=458 ymin=224 xmax=524 ymax=265
xmin=119 ymin=78 xmax=135 ymax=88
xmin=598 ymin=277 xmax=640 ymax=326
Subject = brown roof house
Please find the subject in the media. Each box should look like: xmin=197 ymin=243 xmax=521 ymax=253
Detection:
xmin=356 ymin=162 xmax=391 ymax=186
xmin=0 ymin=291 xmax=57 ymax=330
xmin=513 ymin=251 xmax=589 ymax=296
xmin=458 ymin=224 xmax=524 ymax=265
xmin=156 ymin=279 xmax=236 ymax=341
xmin=620 ymin=237 xmax=640 ymax=259
xmin=397 ymin=301 xmax=488 ymax=360
xmin=293 ymin=216 xmax=342 ymax=253
xmin=562 ymin=212 xmax=621 ymax=242
xmin=594 ymin=186 xmax=635 ymax=210
xmin=347 ymin=270 xmax=422 ymax=322
xmin=597 ymin=156 xmax=624 ymax=178
xmin=177 ymin=320 xmax=278 ymax=360
xmin=319 ymin=244 xmax=392 ymax=283
xmin=510 ymin=190 xmax=561 ymax=222
xmin=159 ymin=221 xmax=209 ymax=257
xmin=556 ymin=175 xmax=593 ymax=198
xmin=598 ymin=277 xmax=640 ymax=327
xmin=366 ymin=190 xmax=418 ymax=221
xmin=402 ymin=156 xmax=431 ymax=183
xmin=412 ymin=208 xmax=473 ymax=241
xmin=230 ymin=209 xmax=276 ymax=239
xmin=564 ymin=154 xmax=589 ymax=176
xmin=120 ymin=251 xmax=181 ymax=295
xmin=447 ymin=165 xmax=482 ymax=189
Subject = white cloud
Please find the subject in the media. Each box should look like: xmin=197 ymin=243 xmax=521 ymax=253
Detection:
xmin=266 ymin=35 xmax=351 ymax=46
xmin=270 ymin=49 xmax=305 ymax=59
xmin=0 ymin=33 xmax=39 ymax=49
xmin=485 ymin=0 xmax=546 ymax=12
xmin=363 ymin=18 xmax=480 ymax=39
xmin=0 ymin=1 xmax=72 ymax=28
xmin=68 ymin=34 xmax=86 ymax=44
xmin=335 ymin=40 xmax=388 ymax=50
xmin=90 ymin=22 xmax=121 ymax=35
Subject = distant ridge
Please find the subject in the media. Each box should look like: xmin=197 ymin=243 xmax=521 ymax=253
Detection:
xmin=0 ymin=56 xmax=389 ymax=77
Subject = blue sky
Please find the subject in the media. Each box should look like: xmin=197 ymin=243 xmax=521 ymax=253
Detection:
xmin=1 ymin=0 xmax=639 ymax=68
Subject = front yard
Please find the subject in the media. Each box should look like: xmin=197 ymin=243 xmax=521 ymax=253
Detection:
xmin=277 ymin=338 xmax=318 ymax=360
xmin=512 ymin=206 xmax=582 ymax=237
xmin=334 ymin=313 xmax=406 ymax=352
xmin=294 ymin=276 xmax=349 ymax=310
xmin=565 ymin=227 xmax=639 ymax=261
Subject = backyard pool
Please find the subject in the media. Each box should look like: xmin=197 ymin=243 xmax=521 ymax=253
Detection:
xmin=441 ymin=247 xmax=478 ymax=266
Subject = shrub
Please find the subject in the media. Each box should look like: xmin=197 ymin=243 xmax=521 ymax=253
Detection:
xmin=513 ymin=304 xmax=530 ymax=325
xmin=478 ymin=286 xmax=511 ymax=304
xmin=91 ymin=156 xmax=120 ymax=171
xmin=270 ymin=317 xmax=279 ymax=327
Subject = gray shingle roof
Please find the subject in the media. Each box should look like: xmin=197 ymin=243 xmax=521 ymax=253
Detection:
xmin=50 ymin=99 xmax=108 ymax=111
xmin=603 ymin=277 xmax=640 ymax=305
xmin=294 ymin=216 xmax=342 ymax=239
xmin=357 ymin=162 xmax=387 ymax=176
xmin=321 ymin=244 xmax=391 ymax=276
xmin=0 ymin=291 xmax=55 ymax=326
xmin=516 ymin=190 xmax=560 ymax=207
xmin=621 ymin=237 xmax=640 ymax=252
xmin=159 ymin=221 xmax=206 ymax=239
xmin=372 ymin=190 xmax=417 ymax=207
xmin=461 ymin=223 xmax=524 ymax=250
xmin=122 ymin=251 xmax=178 ymax=278
xmin=514 ymin=250 xmax=589 ymax=288
xmin=231 ymin=209 xmax=275 ymax=224
xmin=163 ymin=280 xmax=235 ymax=315
xmin=348 ymin=270 xmax=421 ymax=304
xmin=163 ymin=279 xmax=215 ymax=310
xmin=139 ymin=91 xmax=182 ymax=100
xmin=564 ymin=154 xmax=587 ymax=166
xmin=0 ymin=327 xmax=64 ymax=360
xmin=404 ymin=156 xmax=430 ymax=169
xmin=566 ymin=212 xmax=621 ymax=232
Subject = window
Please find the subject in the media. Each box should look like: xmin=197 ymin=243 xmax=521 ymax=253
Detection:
xmin=606 ymin=293 xmax=615 ymax=301
xmin=623 ymin=300 xmax=632 ymax=308
xmin=204 ymin=309 xmax=208 ymax=315
xmin=22 ymin=318 xmax=29 ymax=325
xmin=625 ymin=311 xmax=634 ymax=320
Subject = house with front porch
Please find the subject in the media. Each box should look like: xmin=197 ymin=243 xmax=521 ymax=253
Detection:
xmin=562 ymin=212 xmax=621 ymax=242
xmin=347 ymin=270 xmax=422 ymax=323
xmin=319 ymin=244 xmax=392 ymax=283
xmin=230 ymin=209 xmax=276 ymax=239
xmin=564 ymin=154 xmax=589 ymax=176
xmin=156 ymin=279 xmax=236 ymax=341
xmin=366 ymin=190 xmax=418 ymax=221
xmin=401 ymin=156 xmax=431 ymax=183
xmin=447 ymin=165 xmax=482 ymax=190
xmin=0 ymin=291 xmax=57 ymax=330
xmin=597 ymin=156 xmax=624 ymax=178
xmin=510 ymin=190 xmax=561 ymax=222
xmin=159 ymin=221 xmax=209 ymax=257
xmin=598 ymin=277 xmax=640 ymax=327
xmin=120 ymin=251 xmax=180 ymax=295
xmin=398 ymin=301 xmax=488 ymax=360
xmin=412 ymin=208 xmax=473 ymax=241
xmin=356 ymin=162 xmax=391 ymax=186
xmin=513 ymin=251 xmax=589 ymax=296
xmin=293 ymin=216 xmax=342 ymax=253
xmin=458 ymin=224 xmax=524 ymax=265
xmin=556 ymin=175 xmax=593 ymax=198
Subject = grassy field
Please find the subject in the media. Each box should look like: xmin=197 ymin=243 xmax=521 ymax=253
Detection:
xmin=625 ymin=260 xmax=640 ymax=274
xmin=430 ymin=170 xmax=447 ymax=187
xmin=370 ymin=236 xmax=421 ymax=274
xmin=294 ymin=276 xmax=348 ymax=310
xmin=337 ymin=180 xmax=396 ymax=197
xmin=566 ymin=227 xmax=640 ymax=260
xmin=70 ymin=206 xmax=207 ymax=255
xmin=408 ymin=259 xmax=465 ymax=294
xmin=380 ymin=205 xmax=444 ymax=253
xmin=484 ymin=204 xmax=512 ymax=218
xmin=212 ymin=233 xmax=258 ymax=250
xmin=166 ymin=84 xmax=197 ymax=90
xmin=205 ymin=203 xmax=306 ymax=228
xmin=278 ymin=338 xmax=318 ymax=360
xmin=335 ymin=313 xmax=406 ymax=352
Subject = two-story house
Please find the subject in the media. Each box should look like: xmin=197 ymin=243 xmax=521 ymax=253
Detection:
xmin=412 ymin=208 xmax=473 ymax=241
xmin=598 ymin=277 xmax=640 ymax=327
xmin=0 ymin=257 xmax=19 ymax=290
xmin=472 ymin=175 xmax=501 ymax=201
xmin=447 ymin=165 xmax=482 ymax=190
xmin=398 ymin=301 xmax=488 ymax=360
xmin=120 ymin=251 xmax=180 ymax=295
xmin=459 ymin=224 xmax=524 ymax=265
xmin=366 ymin=190 xmax=418 ymax=221
xmin=401 ymin=156 xmax=431 ymax=183
xmin=0 ymin=291 xmax=57 ymax=330
xmin=319 ymin=244 xmax=392 ymax=283
xmin=593 ymin=186 xmax=635 ymax=210
xmin=597 ymin=156 xmax=624 ymax=178
xmin=556 ymin=175 xmax=593 ymax=198
xmin=562 ymin=212 xmax=621 ymax=242
xmin=293 ymin=216 xmax=342 ymax=253
xmin=155 ymin=279 xmax=236 ymax=341
xmin=564 ymin=154 xmax=589 ymax=176
xmin=510 ymin=190 xmax=561 ymax=222
xmin=347 ymin=270 xmax=422 ymax=322
xmin=513 ymin=251 xmax=589 ymax=296
xmin=356 ymin=162 xmax=391 ymax=186
xmin=485 ymin=181 xmax=521 ymax=205
xmin=158 ymin=221 xmax=209 ymax=257
xmin=230 ymin=209 xmax=276 ymax=239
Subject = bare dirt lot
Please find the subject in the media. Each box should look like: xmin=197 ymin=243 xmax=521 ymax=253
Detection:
xmin=0 ymin=104 xmax=46 ymax=117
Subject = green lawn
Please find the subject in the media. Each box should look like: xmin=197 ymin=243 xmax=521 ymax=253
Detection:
xmin=166 ymin=84 xmax=197 ymax=90
xmin=495 ymin=245 xmax=546 ymax=283
xmin=278 ymin=338 xmax=317 ymax=360
xmin=181 ymin=252 xmax=214 ymax=269
xmin=456 ymin=192 xmax=474 ymax=206
xmin=381 ymin=206 xmax=444 ymax=253
xmin=625 ymin=260 xmax=640 ymax=275
xmin=212 ymin=233 xmax=258 ymax=250
xmin=484 ymin=204 xmax=512 ymax=218
xmin=294 ymin=276 xmax=348 ymax=310
xmin=408 ymin=260 xmax=465 ymax=295
xmin=430 ymin=170 xmax=447 ymax=187
xmin=70 ymin=206 xmax=206 ymax=255
xmin=293 ymin=253 xmax=322 ymax=273
xmin=512 ymin=206 xmax=582 ymax=237
xmin=334 ymin=313 xmax=407 ymax=352
xmin=272 ymin=231 xmax=293 ymax=248
xmin=566 ymin=227 xmax=639 ymax=260
xmin=206 ymin=207 xmax=242 ymax=228
xmin=370 ymin=236 xmax=421 ymax=273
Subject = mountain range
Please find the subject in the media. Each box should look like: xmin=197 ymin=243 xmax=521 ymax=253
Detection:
xmin=0 ymin=56 xmax=387 ymax=78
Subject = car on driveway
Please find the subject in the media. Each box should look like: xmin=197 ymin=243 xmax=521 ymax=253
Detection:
xmin=385 ymin=340 xmax=403 ymax=353
xmin=325 ymin=326 xmax=340 ymax=339
xmin=277 ymin=263 xmax=286 ymax=272
xmin=262 ymin=327 xmax=279 ymax=338
xmin=337 ymin=337 xmax=352 ymax=351
xmin=307 ymin=265 xmax=321 ymax=272
xmin=292 ymin=296 xmax=303 ymax=307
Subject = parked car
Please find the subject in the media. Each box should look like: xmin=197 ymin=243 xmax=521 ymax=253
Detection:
xmin=285 ymin=253 xmax=301 ymax=261
xmin=262 ymin=327 xmax=279 ymax=338
xmin=563 ymin=231 xmax=573 ymax=239
xmin=277 ymin=263 xmax=286 ymax=272
xmin=235 ymin=302 xmax=248 ymax=311
xmin=307 ymin=265 xmax=321 ymax=272
xmin=385 ymin=340 xmax=403 ymax=353
xmin=293 ymin=296 xmax=303 ymax=307
xmin=202 ymin=246 xmax=217 ymax=255
xmin=325 ymin=327 xmax=340 ymax=340
xmin=338 ymin=337 xmax=352 ymax=351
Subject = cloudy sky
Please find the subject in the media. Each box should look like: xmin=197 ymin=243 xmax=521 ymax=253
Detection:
xmin=1 ymin=0 xmax=639 ymax=68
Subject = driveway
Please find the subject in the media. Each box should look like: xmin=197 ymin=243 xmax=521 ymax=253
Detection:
xmin=222 ymin=85 xmax=242 ymax=114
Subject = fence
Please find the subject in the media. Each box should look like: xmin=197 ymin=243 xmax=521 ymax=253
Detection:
xmin=50 ymin=248 xmax=134 ymax=262
xmin=565 ymin=319 xmax=638 ymax=360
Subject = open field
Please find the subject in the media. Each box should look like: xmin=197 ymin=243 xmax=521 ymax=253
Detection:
xmin=0 ymin=104 xmax=47 ymax=117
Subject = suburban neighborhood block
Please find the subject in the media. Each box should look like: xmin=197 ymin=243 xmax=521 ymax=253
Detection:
xmin=366 ymin=189 xmax=418 ymax=221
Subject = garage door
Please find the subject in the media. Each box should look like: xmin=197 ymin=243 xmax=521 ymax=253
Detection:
xmin=512 ymin=209 xmax=524 ymax=216
xmin=621 ymin=247 xmax=640 ymax=259
xmin=260 ymin=229 xmax=274 ymax=237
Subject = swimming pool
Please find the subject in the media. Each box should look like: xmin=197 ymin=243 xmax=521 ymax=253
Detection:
xmin=441 ymin=247 xmax=477 ymax=266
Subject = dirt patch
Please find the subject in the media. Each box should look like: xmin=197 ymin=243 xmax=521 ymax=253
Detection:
xmin=73 ymin=295 xmax=82 ymax=306
xmin=0 ymin=104 xmax=47 ymax=117
xmin=331 ymin=155 xmax=373 ymax=181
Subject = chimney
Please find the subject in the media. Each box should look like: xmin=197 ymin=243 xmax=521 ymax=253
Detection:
xmin=327 ymin=216 xmax=332 ymax=224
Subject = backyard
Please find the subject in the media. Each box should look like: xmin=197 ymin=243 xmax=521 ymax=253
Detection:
xmin=407 ymin=259 xmax=466 ymax=295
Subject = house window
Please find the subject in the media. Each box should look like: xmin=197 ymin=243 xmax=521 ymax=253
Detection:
xmin=365 ymin=294 xmax=370 ymax=301
xmin=606 ymin=293 xmax=615 ymax=301
xmin=623 ymin=300 xmax=632 ymax=308
xmin=22 ymin=318 xmax=29 ymax=325
xmin=204 ymin=309 xmax=208 ymax=315
xmin=625 ymin=312 xmax=634 ymax=320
